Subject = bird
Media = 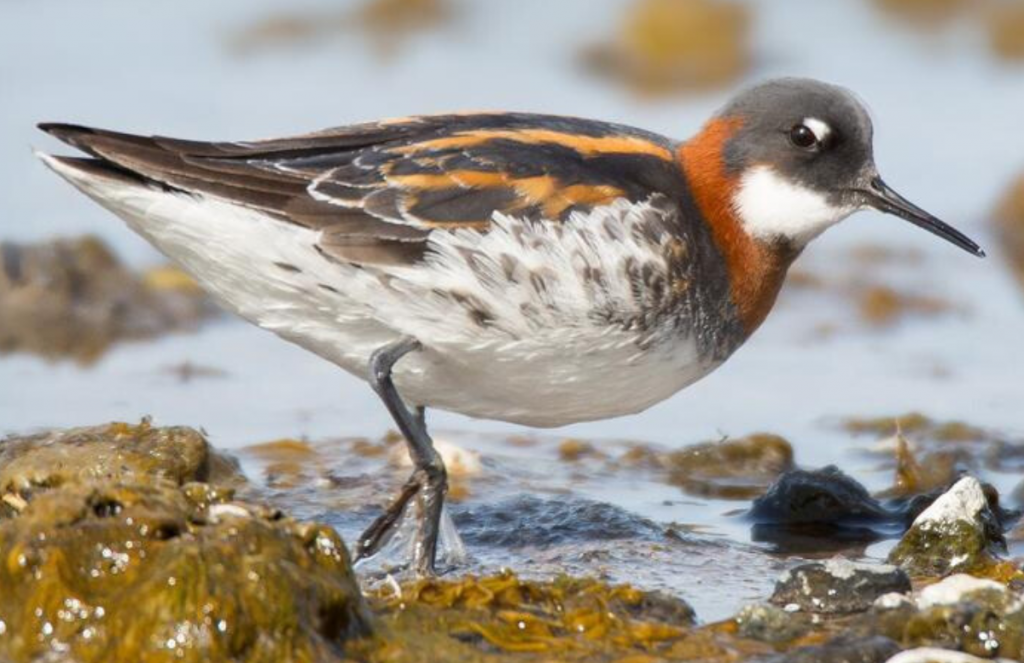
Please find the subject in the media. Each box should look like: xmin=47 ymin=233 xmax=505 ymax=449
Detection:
xmin=36 ymin=77 xmax=984 ymax=575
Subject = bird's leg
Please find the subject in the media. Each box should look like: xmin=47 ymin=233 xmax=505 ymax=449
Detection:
xmin=354 ymin=337 xmax=447 ymax=576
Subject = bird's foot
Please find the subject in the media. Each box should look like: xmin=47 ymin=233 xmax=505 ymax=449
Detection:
xmin=354 ymin=461 xmax=449 ymax=576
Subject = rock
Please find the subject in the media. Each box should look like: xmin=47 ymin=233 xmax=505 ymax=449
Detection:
xmin=842 ymin=413 xmax=997 ymax=444
xmin=863 ymin=573 xmax=1024 ymax=659
xmin=914 ymin=574 xmax=1008 ymax=609
xmin=885 ymin=647 xmax=1015 ymax=663
xmin=0 ymin=421 xmax=241 ymax=501
xmin=748 ymin=466 xmax=892 ymax=552
xmin=391 ymin=437 xmax=482 ymax=476
xmin=665 ymin=433 xmax=794 ymax=499
xmin=875 ymin=592 xmax=915 ymax=610
xmin=750 ymin=466 xmax=890 ymax=525
xmin=988 ymin=2 xmax=1024 ymax=61
xmin=770 ymin=557 xmax=912 ymax=614
xmin=451 ymin=494 xmax=664 ymax=548
xmin=580 ymin=0 xmax=750 ymax=95
xmin=758 ymin=635 xmax=901 ymax=663
xmin=354 ymin=571 xmax=704 ymax=661
xmin=0 ymin=236 xmax=215 ymax=363
xmin=888 ymin=477 xmax=1005 ymax=575
xmin=996 ymin=172 xmax=1024 ymax=294
xmin=734 ymin=603 xmax=809 ymax=643
xmin=896 ymin=479 xmax=1016 ymax=533
xmin=0 ymin=422 xmax=371 ymax=662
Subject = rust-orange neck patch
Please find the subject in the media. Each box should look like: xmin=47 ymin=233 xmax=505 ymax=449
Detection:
xmin=678 ymin=118 xmax=796 ymax=337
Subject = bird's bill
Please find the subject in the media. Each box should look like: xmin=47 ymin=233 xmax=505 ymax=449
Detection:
xmin=861 ymin=176 xmax=985 ymax=258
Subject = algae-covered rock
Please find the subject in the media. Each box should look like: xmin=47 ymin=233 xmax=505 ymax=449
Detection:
xmin=0 ymin=236 xmax=215 ymax=363
xmin=0 ymin=421 xmax=241 ymax=502
xmin=759 ymin=634 xmax=901 ymax=663
xmin=888 ymin=477 xmax=1005 ymax=576
xmin=995 ymin=172 xmax=1024 ymax=298
xmin=581 ymin=0 xmax=750 ymax=95
xmin=0 ymin=422 xmax=371 ymax=662
xmin=864 ymin=574 xmax=1024 ymax=659
xmin=770 ymin=557 xmax=911 ymax=614
xmin=666 ymin=433 xmax=794 ymax=499
xmin=349 ymin=571 xmax=759 ymax=662
xmin=734 ymin=603 xmax=809 ymax=643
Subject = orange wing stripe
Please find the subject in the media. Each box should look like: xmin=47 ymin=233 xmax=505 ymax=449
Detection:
xmin=391 ymin=128 xmax=674 ymax=161
xmin=387 ymin=170 xmax=626 ymax=222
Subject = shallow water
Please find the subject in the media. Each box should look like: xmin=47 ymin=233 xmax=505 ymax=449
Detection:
xmin=2 ymin=0 xmax=1024 ymax=621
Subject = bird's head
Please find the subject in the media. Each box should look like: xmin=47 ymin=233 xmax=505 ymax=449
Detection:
xmin=692 ymin=77 xmax=983 ymax=257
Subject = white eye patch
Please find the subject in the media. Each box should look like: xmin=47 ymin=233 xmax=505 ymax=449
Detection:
xmin=803 ymin=117 xmax=831 ymax=144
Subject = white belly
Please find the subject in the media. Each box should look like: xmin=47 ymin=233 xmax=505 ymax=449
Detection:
xmin=45 ymin=159 xmax=721 ymax=427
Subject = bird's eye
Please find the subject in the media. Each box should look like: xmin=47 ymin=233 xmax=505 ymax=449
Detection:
xmin=789 ymin=124 xmax=818 ymax=150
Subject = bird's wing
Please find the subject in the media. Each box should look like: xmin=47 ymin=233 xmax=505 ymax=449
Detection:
xmin=39 ymin=113 xmax=685 ymax=265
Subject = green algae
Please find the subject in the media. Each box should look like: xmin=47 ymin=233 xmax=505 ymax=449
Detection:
xmin=889 ymin=520 xmax=999 ymax=577
xmin=887 ymin=477 xmax=1007 ymax=578
xmin=0 ymin=421 xmax=241 ymax=500
xmin=350 ymin=572 xmax=781 ymax=662
xmin=0 ymin=422 xmax=371 ymax=662
xmin=842 ymin=413 xmax=1001 ymax=445
xmin=665 ymin=433 xmax=794 ymax=499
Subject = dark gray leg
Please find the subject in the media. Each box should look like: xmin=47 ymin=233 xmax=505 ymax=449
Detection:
xmin=354 ymin=337 xmax=447 ymax=575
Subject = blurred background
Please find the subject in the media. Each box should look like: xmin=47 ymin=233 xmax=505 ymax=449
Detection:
xmin=2 ymin=0 xmax=1024 ymax=616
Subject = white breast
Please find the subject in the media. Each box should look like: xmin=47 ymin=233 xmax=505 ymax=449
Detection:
xmin=41 ymin=154 xmax=720 ymax=427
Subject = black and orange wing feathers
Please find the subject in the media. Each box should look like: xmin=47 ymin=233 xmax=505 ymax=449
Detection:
xmin=39 ymin=113 xmax=686 ymax=265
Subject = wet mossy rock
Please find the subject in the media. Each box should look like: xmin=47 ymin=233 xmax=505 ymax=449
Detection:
xmin=865 ymin=574 xmax=1024 ymax=659
xmin=888 ymin=477 xmax=1006 ymax=576
xmin=350 ymin=572 xmax=784 ymax=662
xmin=0 ymin=236 xmax=214 ymax=363
xmin=666 ymin=433 xmax=794 ymax=499
xmin=770 ymin=558 xmax=911 ymax=614
xmin=0 ymin=422 xmax=372 ymax=662
xmin=0 ymin=422 xmax=241 ymax=499
xmin=758 ymin=635 xmax=900 ymax=663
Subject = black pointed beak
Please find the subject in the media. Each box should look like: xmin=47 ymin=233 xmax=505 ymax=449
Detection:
xmin=859 ymin=176 xmax=985 ymax=258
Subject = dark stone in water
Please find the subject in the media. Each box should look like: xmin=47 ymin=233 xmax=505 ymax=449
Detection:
xmin=770 ymin=558 xmax=911 ymax=614
xmin=756 ymin=635 xmax=901 ymax=663
xmin=749 ymin=466 xmax=890 ymax=525
xmin=451 ymin=494 xmax=664 ymax=548
xmin=747 ymin=466 xmax=896 ymax=553
xmin=747 ymin=464 xmax=1020 ymax=563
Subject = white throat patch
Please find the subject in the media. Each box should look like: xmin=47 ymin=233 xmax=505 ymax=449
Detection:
xmin=732 ymin=165 xmax=854 ymax=246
